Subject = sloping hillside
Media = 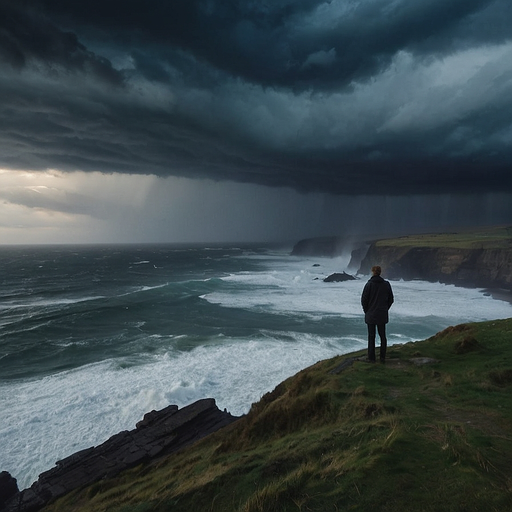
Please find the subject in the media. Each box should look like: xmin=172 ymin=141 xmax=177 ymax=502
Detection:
xmin=42 ymin=318 xmax=512 ymax=512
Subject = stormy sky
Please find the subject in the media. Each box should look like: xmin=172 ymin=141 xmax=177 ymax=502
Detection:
xmin=1 ymin=0 xmax=512 ymax=244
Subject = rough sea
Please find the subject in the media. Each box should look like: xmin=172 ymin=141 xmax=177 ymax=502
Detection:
xmin=1 ymin=243 xmax=511 ymax=489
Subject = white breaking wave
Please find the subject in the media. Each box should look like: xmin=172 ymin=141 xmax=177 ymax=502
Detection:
xmin=207 ymin=257 xmax=512 ymax=323
xmin=0 ymin=295 xmax=104 ymax=310
xmin=0 ymin=331 xmax=357 ymax=489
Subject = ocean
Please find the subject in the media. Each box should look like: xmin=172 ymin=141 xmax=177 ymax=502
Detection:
xmin=1 ymin=243 xmax=511 ymax=489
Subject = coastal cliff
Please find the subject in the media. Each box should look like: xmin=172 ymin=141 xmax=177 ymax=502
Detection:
xmin=359 ymin=245 xmax=512 ymax=289
xmin=358 ymin=227 xmax=512 ymax=290
xmin=291 ymin=227 xmax=512 ymax=290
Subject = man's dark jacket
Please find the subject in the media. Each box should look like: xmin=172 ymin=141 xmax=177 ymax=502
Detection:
xmin=361 ymin=275 xmax=394 ymax=325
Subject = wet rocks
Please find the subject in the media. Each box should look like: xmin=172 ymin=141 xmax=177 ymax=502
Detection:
xmin=0 ymin=472 xmax=18 ymax=509
xmin=1 ymin=399 xmax=239 ymax=512
xmin=323 ymin=272 xmax=356 ymax=282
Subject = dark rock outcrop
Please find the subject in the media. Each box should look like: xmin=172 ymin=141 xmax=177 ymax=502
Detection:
xmin=2 ymin=399 xmax=239 ymax=512
xmin=359 ymin=245 xmax=512 ymax=290
xmin=0 ymin=473 xmax=18 ymax=509
xmin=323 ymin=272 xmax=357 ymax=283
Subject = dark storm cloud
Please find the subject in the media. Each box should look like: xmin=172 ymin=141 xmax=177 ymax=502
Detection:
xmin=0 ymin=2 xmax=123 ymax=84
xmin=1 ymin=0 xmax=512 ymax=195
xmin=32 ymin=0 xmax=510 ymax=88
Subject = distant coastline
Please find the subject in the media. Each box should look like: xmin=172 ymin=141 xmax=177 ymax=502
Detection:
xmin=291 ymin=226 xmax=512 ymax=295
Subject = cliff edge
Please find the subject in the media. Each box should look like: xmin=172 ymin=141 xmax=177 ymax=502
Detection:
xmin=31 ymin=319 xmax=512 ymax=512
xmin=358 ymin=226 xmax=512 ymax=290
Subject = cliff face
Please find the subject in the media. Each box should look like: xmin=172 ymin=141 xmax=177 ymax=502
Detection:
xmin=359 ymin=245 xmax=512 ymax=290
xmin=291 ymin=228 xmax=512 ymax=290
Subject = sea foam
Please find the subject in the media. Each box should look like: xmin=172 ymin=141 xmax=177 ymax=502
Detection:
xmin=1 ymin=331 xmax=356 ymax=489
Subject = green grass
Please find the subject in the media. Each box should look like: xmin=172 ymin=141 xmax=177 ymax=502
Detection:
xmin=374 ymin=225 xmax=512 ymax=249
xmin=44 ymin=319 xmax=512 ymax=512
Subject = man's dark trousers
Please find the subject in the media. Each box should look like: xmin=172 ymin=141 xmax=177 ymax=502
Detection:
xmin=367 ymin=324 xmax=387 ymax=362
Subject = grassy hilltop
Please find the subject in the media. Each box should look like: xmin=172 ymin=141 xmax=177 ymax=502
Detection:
xmin=45 ymin=319 xmax=512 ymax=512
xmin=358 ymin=226 xmax=512 ymax=291
xmin=373 ymin=225 xmax=512 ymax=249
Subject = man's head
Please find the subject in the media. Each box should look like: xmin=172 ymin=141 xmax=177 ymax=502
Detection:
xmin=371 ymin=266 xmax=382 ymax=276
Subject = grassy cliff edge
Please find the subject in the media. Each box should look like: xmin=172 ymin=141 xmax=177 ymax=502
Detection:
xmin=372 ymin=226 xmax=512 ymax=249
xmin=358 ymin=226 xmax=512 ymax=290
xmin=43 ymin=319 xmax=512 ymax=512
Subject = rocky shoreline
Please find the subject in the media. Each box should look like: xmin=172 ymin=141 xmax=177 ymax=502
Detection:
xmin=291 ymin=230 xmax=512 ymax=293
xmin=1 ymin=399 xmax=239 ymax=512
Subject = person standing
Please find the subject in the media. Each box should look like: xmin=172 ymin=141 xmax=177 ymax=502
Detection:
xmin=361 ymin=266 xmax=394 ymax=363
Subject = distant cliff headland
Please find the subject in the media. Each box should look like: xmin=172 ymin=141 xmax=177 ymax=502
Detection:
xmin=292 ymin=226 xmax=512 ymax=291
